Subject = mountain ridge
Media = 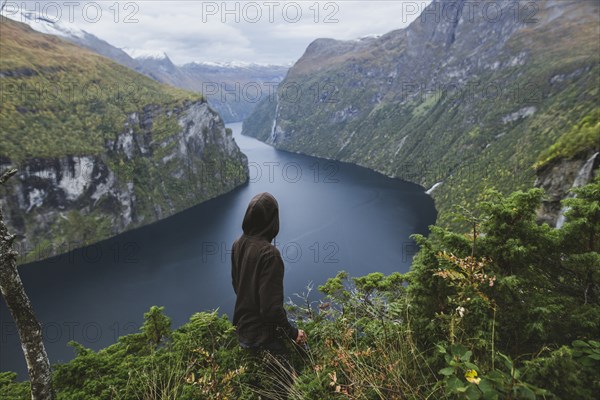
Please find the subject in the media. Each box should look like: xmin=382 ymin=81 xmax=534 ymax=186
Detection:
xmin=0 ymin=6 xmax=289 ymax=123
xmin=0 ymin=18 xmax=249 ymax=262
xmin=242 ymin=0 xmax=600 ymax=228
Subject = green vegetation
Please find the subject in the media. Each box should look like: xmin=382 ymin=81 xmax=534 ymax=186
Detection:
xmin=0 ymin=19 xmax=249 ymax=262
xmin=242 ymin=1 xmax=600 ymax=230
xmin=2 ymin=177 xmax=598 ymax=399
xmin=0 ymin=18 xmax=200 ymax=162
xmin=535 ymin=109 xmax=600 ymax=169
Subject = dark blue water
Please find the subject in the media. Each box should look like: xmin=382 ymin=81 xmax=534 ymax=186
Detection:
xmin=0 ymin=122 xmax=436 ymax=377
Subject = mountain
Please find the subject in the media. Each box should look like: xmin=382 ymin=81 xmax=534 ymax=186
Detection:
xmin=122 ymin=49 xmax=188 ymax=85
xmin=123 ymin=54 xmax=289 ymax=123
xmin=0 ymin=18 xmax=248 ymax=262
xmin=0 ymin=6 xmax=140 ymax=69
xmin=242 ymin=0 xmax=600 ymax=228
xmin=0 ymin=6 xmax=288 ymax=123
xmin=178 ymin=61 xmax=289 ymax=123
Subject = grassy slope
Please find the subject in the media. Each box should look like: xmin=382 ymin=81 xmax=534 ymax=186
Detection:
xmin=0 ymin=18 xmax=199 ymax=161
xmin=535 ymin=108 xmax=600 ymax=169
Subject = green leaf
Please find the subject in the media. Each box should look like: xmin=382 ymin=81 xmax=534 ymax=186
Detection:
xmin=464 ymin=362 xmax=479 ymax=371
xmin=579 ymin=357 xmax=596 ymax=367
xmin=482 ymin=392 xmax=499 ymax=400
xmin=439 ymin=367 xmax=456 ymax=376
xmin=573 ymin=340 xmax=590 ymax=348
xmin=513 ymin=368 xmax=521 ymax=380
xmin=461 ymin=350 xmax=473 ymax=362
xmin=451 ymin=343 xmax=468 ymax=357
xmin=486 ymin=370 xmax=506 ymax=383
xmin=498 ymin=353 xmax=513 ymax=370
xmin=446 ymin=376 xmax=463 ymax=394
xmin=479 ymin=379 xmax=498 ymax=400
xmin=517 ymin=386 xmax=536 ymax=400
xmin=465 ymin=384 xmax=482 ymax=400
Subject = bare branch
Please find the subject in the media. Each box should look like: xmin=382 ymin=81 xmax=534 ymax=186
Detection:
xmin=0 ymin=168 xmax=17 ymax=186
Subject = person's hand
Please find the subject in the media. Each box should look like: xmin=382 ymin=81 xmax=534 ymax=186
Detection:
xmin=295 ymin=329 xmax=307 ymax=344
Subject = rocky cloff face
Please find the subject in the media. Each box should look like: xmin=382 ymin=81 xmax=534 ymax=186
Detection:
xmin=242 ymin=0 xmax=600 ymax=228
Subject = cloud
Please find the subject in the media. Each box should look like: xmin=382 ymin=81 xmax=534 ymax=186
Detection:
xmin=12 ymin=1 xmax=431 ymax=65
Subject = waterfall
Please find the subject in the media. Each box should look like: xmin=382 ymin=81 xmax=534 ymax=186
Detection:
xmin=555 ymin=152 xmax=598 ymax=229
xmin=426 ymin=181 xmax=443 ymax=195
xmin=270 ymin=102 xmax=280 ymax=142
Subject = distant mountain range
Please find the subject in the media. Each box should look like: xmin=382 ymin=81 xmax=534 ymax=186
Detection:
xmin=1 ymin=7 xmax=288 ymax=122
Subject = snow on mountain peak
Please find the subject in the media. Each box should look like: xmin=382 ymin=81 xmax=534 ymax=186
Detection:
xmin=188 ymin=60 xmax=287 ymax=69
xmin=0 ymin=4 xmax=86 ymax=39
xmin=123 ymin=48 xmax=169 ymax=61
xmin=354 ymin=33 xmax=382 ymax=42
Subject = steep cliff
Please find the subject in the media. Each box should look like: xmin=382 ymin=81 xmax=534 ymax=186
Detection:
xmin=0 ymin=19 xmax=248 ymax=262
xmin=243 ymin=0 xmax=600 ymax=227
xmin=534 ymin=110 xmax=600 ymax=226
xmin=535 ymin=151 xmax=598 ymax=227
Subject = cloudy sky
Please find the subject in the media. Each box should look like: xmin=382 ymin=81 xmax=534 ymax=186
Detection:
xmin=4 ymin=1 xmax=431 ymax=65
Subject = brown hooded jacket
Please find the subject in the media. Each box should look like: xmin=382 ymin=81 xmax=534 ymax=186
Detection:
xmin=231 ymin=192 xmax=298 ymax=346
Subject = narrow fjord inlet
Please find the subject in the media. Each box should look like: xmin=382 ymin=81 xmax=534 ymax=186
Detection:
xmin=1 ymin=1 xmax=598 ymax=398
xmin=0 ymin=123 xmax=436 ymax=377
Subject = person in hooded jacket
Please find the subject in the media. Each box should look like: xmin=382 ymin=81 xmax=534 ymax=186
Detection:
xmin=231 ymin=192 xmax=307 ymax=396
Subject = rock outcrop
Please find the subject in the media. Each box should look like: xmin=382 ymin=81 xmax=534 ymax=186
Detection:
xmin=0 ymin=99 xmax=248 ymax=262
xmin=535 ymin=151 xmax=599 ymax=227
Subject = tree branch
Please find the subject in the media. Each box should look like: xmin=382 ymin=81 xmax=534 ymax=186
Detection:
xmin=0 ymin=169 xmax=55 ymax=399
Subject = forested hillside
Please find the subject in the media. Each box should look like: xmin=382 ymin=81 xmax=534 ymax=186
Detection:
xmin=0 ymin=19 xmax=248 ymax=262
xmin=243 ymin=0 xmax=600 ymax=228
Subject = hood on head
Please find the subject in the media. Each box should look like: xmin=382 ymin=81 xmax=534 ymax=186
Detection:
xmin=242 ymin=192 xmax=280 ymax=241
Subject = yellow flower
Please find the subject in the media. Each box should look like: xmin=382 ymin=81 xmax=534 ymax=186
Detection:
xmin=465 ymin=369 xmax=481 ymax=384
xmin=185 ymin=372 xmax=196 ymax=384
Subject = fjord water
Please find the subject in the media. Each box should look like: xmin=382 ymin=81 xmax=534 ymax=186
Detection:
xmin=0 ymin=122 xmax=436 ymax=377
